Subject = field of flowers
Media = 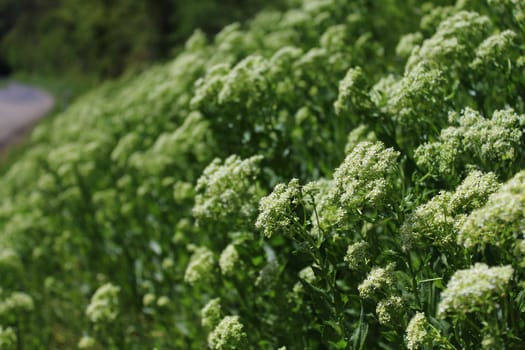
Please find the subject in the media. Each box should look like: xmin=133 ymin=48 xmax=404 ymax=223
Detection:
xmin=0 ymin=0 xmax=524 ymax=349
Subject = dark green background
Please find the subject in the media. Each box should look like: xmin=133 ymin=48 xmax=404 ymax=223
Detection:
xmin=0 ymin=0 xmax=283 ymax=78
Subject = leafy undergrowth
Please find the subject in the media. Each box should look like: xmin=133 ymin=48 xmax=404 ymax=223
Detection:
xmin=0 ymin=0 xmax=524 ymax=349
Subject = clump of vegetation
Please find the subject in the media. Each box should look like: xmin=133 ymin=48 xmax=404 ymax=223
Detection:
xmin=0 ymin=0 xmax=524 ymax=348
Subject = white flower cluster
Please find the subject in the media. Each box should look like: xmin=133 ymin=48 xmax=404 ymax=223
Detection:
xmin=407 ymin=11 xmax=492 ymax=73
xmin=191 ymin=63 xmax=231 ymax=109
xmin=438 ymin=263 xmax=513 ymax=317
xmin=471 ymin=30 xmax=518 ymax=72
xmin=395 ymin=32 xmax=423 ymax=59
xmin=0 ymin=249 xmax=21 ymax=273
xmin=302 ymin=178 xmax=339 ymax=237
xmin=219 ymin=244 xmax=240 ymax=276
xmin=344 ymin=241 xmax=369 ymax=271
xmin=193 ymin=155 xmax=263 ymax=226
xmin=334 ymin=67 xmax=373 ymax=117
xmin=386 ymin=62 xmax=448 ymax=129
xmin=77 ymin=335 xmax=96 ymax=349
xmin=376 ymin=296 xmax=404 ymax=326
xmin=184 ymin=29 xmax=207 ymax=51
xmin=298 ymin=266 xmax=316 ymax=284
xmin=201 ymin=298 xmax=222 ymax=331
xmin=256 ymin=178 xmax=301 ymax=238
xmin=130 ymin=112 xmax=216 ymax=175
xmin=184 ymin=247 xmax=216 ymax=285
xmin=458 ymin=170 xmax=525 ymax=248
xmin=142 ymin=293 xmax=156 ymax=307
xmin=192 ymin=54 xmax=273 ymax=133
xmin=404 ymin=312 xmax=436 ymax=350
xmin=0 ymin=292 xmax=34 ymax=316
xmin=156 ymin=296 xmax=170 ymax=308
xmin=402 ymin=170 xmax=499 ymax=247
xmin=358 ymin=263 xmax=395 ymax=300
xmin=320 ymin=24 xmax=351 ymax=56
xmin=208 ymin=315 xmax=248 ymax=350
xmin=0 ymin=326 xmax=16 ymax=349
xmin=415 ymin=108 xmax=525 ymax=180
xmin=85 ymin=283 xmax=120 ymax=324
xmin=332 ymin=142 xmax=399 ymax=217
xmin=419 ymin=6 xmax=456 ymax=35
xmin=218 ymin=55 xmax=270 ymax=108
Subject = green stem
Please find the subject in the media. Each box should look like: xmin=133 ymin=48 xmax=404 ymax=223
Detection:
xmin=405 ymin=251 xmax=422 ymax=309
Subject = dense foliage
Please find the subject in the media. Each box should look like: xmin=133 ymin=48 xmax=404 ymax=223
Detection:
xmin=0 ymin=0 xmax=283 ymax=78
xmin=1 ymin=0 xmax=525 ymax=348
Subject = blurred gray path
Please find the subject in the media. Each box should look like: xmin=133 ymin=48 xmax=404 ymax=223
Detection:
xmin=0 ymin=82 xmax=54 ymax=149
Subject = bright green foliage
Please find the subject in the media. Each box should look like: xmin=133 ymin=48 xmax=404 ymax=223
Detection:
xmin=344 ymin=124 xmax=377 ymax=154
xmin=471 ymin=29 xmax=518 ymax=78
xmin=1 ymin=0 xmax=525 ymax=349
xmin=129 ymin=112 xmax=216 ymax=176
xmin=0 ymin=250 xmax=21 ymax=291
xmin=420 ymin=6 xmax=457 ymax=35
xmin=486 ymin=0 xmax=525 ymax=32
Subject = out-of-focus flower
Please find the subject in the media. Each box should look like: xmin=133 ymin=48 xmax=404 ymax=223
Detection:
xmin=86 ymin=283 xmax=120 ymax=324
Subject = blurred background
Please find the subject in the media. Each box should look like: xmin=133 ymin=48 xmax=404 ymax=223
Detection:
xmin=0 ymin=0 xmax=285 ymax=157
xmin=0 ymin=0 xmax=283 ymax=90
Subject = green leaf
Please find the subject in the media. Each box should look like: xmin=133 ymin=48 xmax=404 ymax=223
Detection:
xmin=351 ymin=303 xmax=368 ymax=350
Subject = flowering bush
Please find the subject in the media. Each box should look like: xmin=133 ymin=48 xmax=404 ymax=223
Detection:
xmin=0 ymin=0 xmax=525 ymax=348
